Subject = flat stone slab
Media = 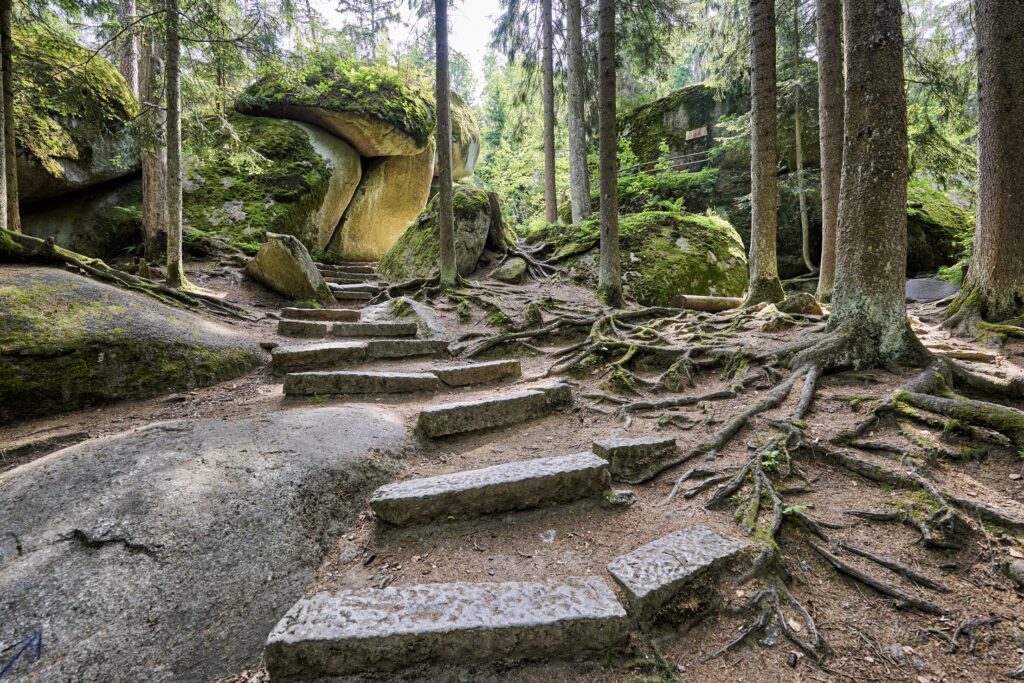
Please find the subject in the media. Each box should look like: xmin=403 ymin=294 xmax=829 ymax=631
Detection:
xmin=906 ymin=278 xmax=960 ymax=303
xmin=280 ymin=307 xmax=360 ymax=322
xmin=277 ymin=319 xmax=329 ymax=338
xmin=264 ymin=577 xmax=628 ymax=679
xmin=366 ymin=339 xmax=450 ymax=359
xmin=608 ymin=526 xmax=748 ymax=620
xmin=328 ymin=282 xmax=382 ymax=292
xmin=370 ymin=452 xmax=610 ymax=525
xmin=319 ymin=264 xmax=377 ymax=275
xmin=417 ymin=383 xmax=572 ymax=438
xmin=434 ymin=360 xmax=522 ymax=387
xmin=331 ymin=321 xmax=418 ymax=338
xmin=285 ymin=371 xmax=441 ymax=396
xmin=593 ymin=436 xmax=678 ymax=484
xmin=333 ymin=290 xmax=373 ymax=301
xmin=271 ymin=341 xmax=367 ymax=373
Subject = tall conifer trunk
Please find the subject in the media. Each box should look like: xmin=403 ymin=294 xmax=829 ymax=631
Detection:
xmin=165 ymin=0 xmax=187 ymax=288
xmin=541 ymin=0 xmax=557 ymax=223
xmin=1 ymin=0 xmax=19 ymax=232
xmin=793 ymin=0 xmax=813 ymax=274
xmin=744 ymin=0 xmax=784 ymax=305
xmin=565 ymin=0 xmax=591 ymax=223
xmin=435 ymin=0 xmax=457 ymax=287
xmin=140 ymin=26 xmax=168 ymax=261
xmin=596 ymin=0 xmax=621 ymax=306
xmin=815 ymin=0 xmax=843 ymax=301
xmin=119 ymin=0 xmax=139 ymax=95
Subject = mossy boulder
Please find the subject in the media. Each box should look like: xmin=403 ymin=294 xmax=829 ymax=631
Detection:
xmin=244 ymin=232 xmax=334 ymax=306
xmin=327 ymin=143 xmax=436 ymax=261
xmin=528 ymin=210 xmax=748 ymax=306
xmin=493 ymin=257 xmax=527 ymax=284
xmin=22 ymin=178 xmax=142 ymax=258
xmin=236 ymin=57 xmax=435 ymax=157
xmin=14 ymin=28 xmax=139 ymax=203
xmin=0 ymin=267 xmax=262 ymax=423
xmin=440 ymin=92 xmax=481 ymax=180
xmin=620 ymin=84 xmax=742 ymax=163
xmin=183 ymin=113 xmax=358 ymax=253
xmin=906 ymin=180 xmax=973 ymax=276
xmin=379 ymin=186 xmax=507 ymax=281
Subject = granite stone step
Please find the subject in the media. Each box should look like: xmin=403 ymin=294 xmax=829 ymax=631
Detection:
xmin=371 ymin=452 xmax=610 ymax=525
xmin=280 ymin=307 xmax=360 ymax=322
xmin=366 ymin=339 xmax=449 ymax=359
xmin=593 ymin=436 xmax=678 ymax=484
xmin=285 ymin=370 xmax=441 ymax=396
xmin=318 ymin=264 xmax=377 ymax=275
xmin=433 ymin=359 xmax=522 ymax=387
xmin=332 ymin=289 xmax=374 ymax=301
xmin=327 ymin=277 xmax=381 ymax=288
xmin=264 ymin=577 xmax=628 ymax=679
xmin=328 ymin=282 xmax=382 ymax=293
xmin=277 ymin=319 xmax=329 ymax=338
xmin=607 ymin=525 xmax=748 ymax=620
xmin=417 ymin=383 xmax=572 ymax=437
xmin=271 ymin=342 xmax=367 ymax=373
xmin=331 ymin=321 xmax=418 ymax=338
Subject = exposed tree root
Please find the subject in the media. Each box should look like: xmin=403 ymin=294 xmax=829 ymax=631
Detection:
xmin=837 ymin=543 xmax=950 ymax=592
xmin=945 ymin=614 xmax=1007 ymax=654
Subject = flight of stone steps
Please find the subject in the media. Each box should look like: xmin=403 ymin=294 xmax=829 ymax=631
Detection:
xmin=262 ymin=262 xmax=752 ymax=680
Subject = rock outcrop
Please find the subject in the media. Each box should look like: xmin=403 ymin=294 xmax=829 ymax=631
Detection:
xmin=245 ymin=232 xmax=335 ymax=305
xmin=0 ymin=267 xmax=262 ymax=423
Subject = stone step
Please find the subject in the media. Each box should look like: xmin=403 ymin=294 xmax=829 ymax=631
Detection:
xmin=607 ymin=525 xmax=748 ymax=620
xmin=417 ymin=383 xmax=571 ymax=438
xmin=318 ymin=264 xmax=377 ymax=274
xmin=366 ymin=339 xmax=449 ymax=359
xmin=331 ymin=321 xmax=417 ymax=338
xmin=433 ymin=359 xmax=521 ymax=387
xmin=371 ymin=452 xmax=610 ymax=526
xmin=271 ymin=342 xmax=367 ymax=373
xmin=279 ymin=307 xmax=360 ymax=322
xmin=328 ymin=282 xmax=382 ymax=293
xmin=325 ymin=274 xmax=381 ymax=285
xmin=264 ymin=578 xmax=628 ymax=679
xmin=277 ymin=319 xmax=329 ymax=338
xmin=333 ymin=289 xmax=374 ymax=301
xmin=593 ymin=436 xmax=678 ymax=484
xmin=285 ymin=370 xmax=441 ymax=396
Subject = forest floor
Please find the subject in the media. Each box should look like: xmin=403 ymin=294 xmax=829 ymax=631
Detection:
xmin=4 ymin=256 xmax=1024 ymax=683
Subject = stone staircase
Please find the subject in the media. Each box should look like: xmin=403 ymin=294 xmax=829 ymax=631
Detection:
xmin=261 ymin=261 xmax=751 ymax=679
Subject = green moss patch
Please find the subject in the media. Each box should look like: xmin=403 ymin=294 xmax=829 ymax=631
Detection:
xmin=906 ymin=180 xmax=974 ymax=277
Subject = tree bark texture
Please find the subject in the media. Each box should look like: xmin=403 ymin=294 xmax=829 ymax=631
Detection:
xmin=119 ymin=0 xmax=139 ymax=95
xmin=165 ymin=0 xmax=186 ymax=287
xmin=744 ymin=0 xmax=784 ymax=305
xmin=565 ymin=0 xmax=591 ymax=223
xmin=435 ymin=0 xmax=457 ymax=287
xmin=794 ymin=0 xmax=813 ymax=274
xmin=946 ymin=0 xmax=1024 ymax=324
xmin=1 ymin=0 xmax=19 ymax=232
xmin=0 ymin=20 xmax=6 ymax=232
xmin=828 ymin=0 xmax=916 ymax=363
xmin=597 ymin=0 xmax=622 ymax=306
xmin=140 ymin=27 xmax=167 ymax=260
xmin=542 ymin=0 xmax=558 ymax=223
xmin=815 ymin=0 xmax=844 ymax=302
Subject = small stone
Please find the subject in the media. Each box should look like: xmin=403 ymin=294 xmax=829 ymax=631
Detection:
xmin=889 ymin=643 xmax=905 ymax=661
xmin=592 ymin=436 xmax=678 ymax=483
xmin=778 ymin=292 xmax=823 ymax=316
xmin=260 ymin=341 xmax=279 ymax=351
xmin=601 ymin=490 xmax=637 ymax=509
xmin=1004 ymin=559 xmax=1024 ymax=588
xmin=493 ymin=257 xmax=528 ymax=284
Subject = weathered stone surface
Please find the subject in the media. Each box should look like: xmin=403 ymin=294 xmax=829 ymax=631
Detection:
xmin=285 ymin=370 xmax=441 ymax=396
xmin=271 ymin=341 xmax=367 ymax=373
xmin=434 ymin=360 xmax=522 ymax=387
xmin=292 ymin=121 xmax=362 ymax=250
xmin=1005 ymin=559 xmax=1024 ymax=588
xmin=0 ymin=267 xmax=261 ymax=424
xmin=328 ymin=144 xmax=436 ymax=260
xmin=319 ymin=264 xmax=376 ymax=275
xmin=417 ymin=383 xmax=572 ymax=438
xmin=608 ymin=526 xmax=748 ymax=619
xmin=331 ymin=321 xmax=417 ymax=338
xmin=333 ymin=289 xmax=373 ymax=301
xmin=325 ymin=274 xmax=380 ymax=284
xmin=0 ymin=407 xmax=408 ymax=682
xmin=435 ymin=92 xmax=481 ymax=181
xmin=778 ymin=292 xmax=824 ymax=316
xmin=280 ymin=307 xmax=360 ymax=322
xmin=265 ymin=577 xmax=628 ymax=679
xmin=328 ymin=281 xmax=382 ymax=293
xmin=366 ymin=339 xmax=450 ymax=359
xmin=245 ymin=232 xmax=334 ymax=306
xmin=493 ymin=257 xmax=528 ymax=284
xmin=593 ymin=436 xmax=678 ymax=484
xmin=906 ymin=278 xmax=960 ymax=303
xmin=277 ymin=319 xmax=329 ymax=338
xmin=363 ymin=297 xmax=449 ymax=341
xmin=371 ymin=452 xmax=610 ymax=526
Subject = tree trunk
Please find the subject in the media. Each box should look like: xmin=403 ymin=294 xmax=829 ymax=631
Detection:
xmin=793 ymin=0 xmax=813 ymax=274
xmin=744 ymin=0 xmax=784 ymax=305
xmin=1 ymin=0 xmax=19 ymax=233
xmin=165 ymin=0 xmax=187 ymax=288
xmin=0 ymin=21 xmax=6 ymax=232
xmin=542 ymin=0 xmax=558 ymax=223
xmin=815 ymin=0 xmax=843 ymax=302
xmin=597 ymin=0 xmax=622 ymax=307
xmin=140 ymin=27 xmax=167 ymax=261
xmin=435 ymin=0 xmax=457 ymax=288
xmin=565 ymin=0 xmax=591 ymax=223
xmin=826 ymin=0 xmax=918 ymax=364
xmin=945 ymin=0 xmax=1024 ymax=325
xmin=119 ymin=0 xmax=138 ymax=95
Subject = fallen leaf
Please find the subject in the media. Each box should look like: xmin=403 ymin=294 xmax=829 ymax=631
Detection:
xmin=788 ymin=618 xmax=804 ymax=632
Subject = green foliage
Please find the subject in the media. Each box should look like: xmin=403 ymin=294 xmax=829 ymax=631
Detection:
xmin=906 ymin=179 xmax=975 ymax=277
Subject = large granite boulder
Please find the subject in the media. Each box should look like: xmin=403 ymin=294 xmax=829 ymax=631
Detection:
xmin=236 ymin=58 xmax=435 ymax=157
xmin=244 ymin=232 xmax=334 ymax=305
xmin=0 ymin=406 xmax=407 ymax=681
xmin=15 ymin=28 xmax=139 ymax=203
xmin=437 ymin=92 xmax=480 ymax=180
xmin=528 ymin=210 xmax=748 ymax=306
xmin=379 ymin=186 xmax=509 ymax=281
xmin=906 ymin=180 xmax=974 ymax=276
xmin=328 ymin=143 xmax=436 ymax=261
xmin=0 ymin=267 xmax=262 ymax=423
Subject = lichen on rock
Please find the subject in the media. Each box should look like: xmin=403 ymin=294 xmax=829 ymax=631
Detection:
xmin=245 ymin=232 xmax=334 ymax=306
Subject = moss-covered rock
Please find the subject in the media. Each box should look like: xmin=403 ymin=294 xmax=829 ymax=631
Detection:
xmin=236 ymin=56 xmax=435 ymax=157
xmin=493 ymin=257 xmax=527 ymax=284
xmin=906 ymin=180 xmax=974 ymax=276
xmin=528 ymin=210 xmax=748 ymax=306
xmin=244 ymin=232 xmax=334 ymax=305
xmin=379 ymin=186 xmax=505 ymax=281
xmin=446 ymin=92 xmax=481 ymax=180
xmin=0 ymin=267 xmax=262 ymax=423
xmin=620 ymin=84 xmax=742 ymax=163
xmin=14 ymin=28 xmax=139 ymax=203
